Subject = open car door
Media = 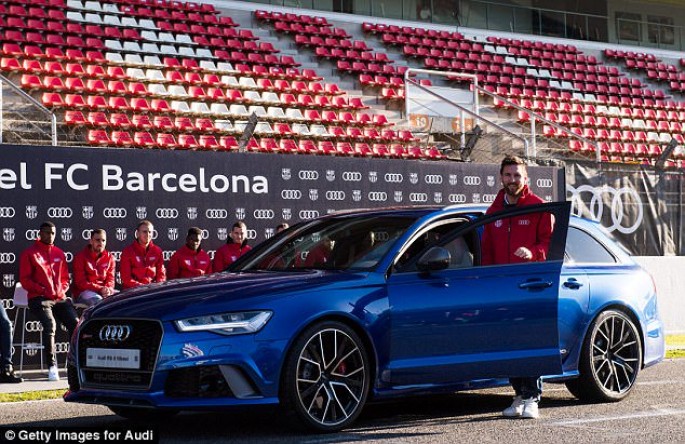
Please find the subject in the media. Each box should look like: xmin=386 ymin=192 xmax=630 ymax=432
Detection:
xmin=386 ymin=202 xmax=570 ymax=387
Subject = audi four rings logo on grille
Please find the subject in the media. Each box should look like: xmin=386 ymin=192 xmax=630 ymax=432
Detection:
xmin=298 ymin=170 xmax=319 ymax=180
xmin=47 ymin=207 xmax=73 ymax=218
xmin=342 ymin=172 xmax=362 ymax=181
xmin=103 ymin=207 xmax=127 ymax=218
xmin=281 ymin=189 xmax=302 ymax=200
xmin=536 ymin=178 xmax=553 ymax=188
xmin=0 ymin=253 xmax=16 ymax=264
xmin=99 ymin=325 xmax=132 ymax=342
xmin=410 ymin=193 xmax=428 ymax=202
xmin=424 ymin=174 xmax=443 ymax=184
xmin=299 ymin=210 xmax=319 ymax=219
xmin=156 ymin=208 xmax=179 ymax=218
xmin=325 ymin=190 xmax=346 ymax=201
xmin=205 ymin=209 xmax=228 ymax=219
xmin=25 ymin=230 xmax=39 ymax=240
xmin=449 ymin=194 xmax=467 ymax=203
xmin=463 ymin=176 xmax=481 ymax=186
xmin=253 ymin=209 xmax=275 ymax=219
xmin=368 ymin=192 xmax=387 ymax=202
xmin=0 ymin=207 xmax=15 ymax=218
xmin=384 ymin=173 xmax=403 ymax=183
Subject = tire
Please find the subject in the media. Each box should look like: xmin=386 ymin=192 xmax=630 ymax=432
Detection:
xmin=280 ymin=321 xmax=370 ymax=432
xmin=108 ymin=406 xmax=179 ymax=421
xmin=566 ymin=310 xmax=642 ymax=402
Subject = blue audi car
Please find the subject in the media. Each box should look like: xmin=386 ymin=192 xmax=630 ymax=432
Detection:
xmin=64 ymin=203 xmax=664 ymax=431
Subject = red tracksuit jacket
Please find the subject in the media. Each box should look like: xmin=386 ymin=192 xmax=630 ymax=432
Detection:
xmin=481 ymin=185 xmax=553 ymax=265
xmin=212 ymin=241 xmax=251 ymax=272
xmin=19 ymin=240 xmax=70 ymax=301
xmin=120 ymin=241 xmax=166 ymax=289
xmin=71 ymin=245 xmax=116 ymax=298
xmin=167 ymin=245 xmax=212 ymax=279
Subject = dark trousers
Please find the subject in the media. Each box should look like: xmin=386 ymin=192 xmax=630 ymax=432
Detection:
xmin=510 ymin=377 xmax=542 ymax=400
xmin=0 ymin=304 xmax=11 ymax=368
xmin=28 ymin=298 xmax=78 ymax=368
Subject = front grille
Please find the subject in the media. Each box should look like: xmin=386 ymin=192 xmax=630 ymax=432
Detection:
xmin=78 ymin=319 xmax=163 ymax=390
xmin=165 ymin=366 xmax=234 ymax=398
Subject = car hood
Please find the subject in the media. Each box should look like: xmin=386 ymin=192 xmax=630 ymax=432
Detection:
xmin=88 ymin=270 xmax=370 ymax=320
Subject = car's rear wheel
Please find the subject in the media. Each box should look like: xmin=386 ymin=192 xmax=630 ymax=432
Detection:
xmin=281 ymin=321 xmax=369 ymax=432
xmin=108 ymin=406 xmax=179 ymax=421
xmin=566 ymin=310 xmax=642 ymax=402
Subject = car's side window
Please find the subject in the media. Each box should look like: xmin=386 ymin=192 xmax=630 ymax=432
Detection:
xmin=395 ymin=220 xmax=471 ymax=272
xmin=565 ymin=227 xmax=616 ymax=264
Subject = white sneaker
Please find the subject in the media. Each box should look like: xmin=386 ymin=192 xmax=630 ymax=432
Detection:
xmin=521 ymin=398 xmax=539 ymax=419
xmin=502 ymin=396 xmax=524 ymax=417
xmin=48 ymin=366 xmax=60 ymax=382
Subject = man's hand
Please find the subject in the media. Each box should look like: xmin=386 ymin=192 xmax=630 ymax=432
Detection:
xmin=99 ymin=287 xmax=113 ymax=297
xmin=514 ymin=247 xmax=533 ymax=260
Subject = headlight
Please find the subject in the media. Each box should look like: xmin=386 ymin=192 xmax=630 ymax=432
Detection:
xmin=174 ymin=311 xmax=272 ymax=335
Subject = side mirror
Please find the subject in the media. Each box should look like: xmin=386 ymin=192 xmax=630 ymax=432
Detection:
xmin=417 ymin=246 xmax=451 ymax=272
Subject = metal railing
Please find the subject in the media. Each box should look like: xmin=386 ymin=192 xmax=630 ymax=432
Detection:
xmin=0 ymin=74 xmax=58 ymax=146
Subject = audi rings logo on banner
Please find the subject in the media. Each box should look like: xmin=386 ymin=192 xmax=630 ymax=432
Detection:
xmin=1 ymin=298 xmax=13 ymax=310
xmin=298 ymin=170 xmax=319 ymax=180
xmin=206 ymin=209 xmax=228 ymax=219
xmin=99 ymin=325 xmax=132 ymax=342
xmin=483 ymin=194 xmax=497 ymax=203
xmin=463 ymin=176 xmax=481 ymax=186
xmin=0 ymin=253 xmax=16 ymax=264
xmin=409 ymin=193 xmax=428 ymax=203
xmin=253 ymin=209 xmax=275 ymax=220
xmin=325 ymin=190 xmax=346 ymax=201
xmin=0 ymin=207 xmax=15 ymax=218
xmin=299 ymin=210 xmax=320 ymax=220
xmin=55 ymin=342 xmax=69 ymax=353
xmin=25 ymin=321 xmax=43 ymax=333
xmin=47 ymin=207 xmax=73 ymax=218
xmin=342 ymin=172 xmax=362 ymax=182
xmin=449 ymin=194 xmax=467 ymax=203
xmin=368 ymin=192 xmax=387 ymax=202
xmin=64 ymin=252 xmax=73 ymax=263
xmin=25 ymin=230 xmax=39 ymax=240
xmin=536 ymin=178 xmax=554 ymax=188
xmin=110 ymin=251 xmax=121 ymax=261
xmin=567 ymin=184 xmax=644 ymax=234
xmin=82 ymin=229 xmax=93 ymax=240
xmin=281 ymin=189 xmax=302 ymax=200
xmin=103 ymin=207 xmax=127 ymax=218
xmin=156 ymin=208 xmax=179 ymax=219
xmin=163 ymin=251 xmax=174 ymax=261
xmin=245 ymin=229 xmax=257 ymax=240
xmin=424 ymin=174 xmax=443 ymax=185
xmin=384 ymin=173 xmax=403 ymax=183
xmin=201 ymin=229 xmax=209 ymax=240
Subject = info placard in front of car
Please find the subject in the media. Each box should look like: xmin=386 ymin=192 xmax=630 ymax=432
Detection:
xmin=86 ymin=348 xmax=141 ymax=369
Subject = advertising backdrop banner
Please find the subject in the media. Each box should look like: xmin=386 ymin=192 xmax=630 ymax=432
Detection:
xmin=0 ymin=145 xmax=562 ymax=368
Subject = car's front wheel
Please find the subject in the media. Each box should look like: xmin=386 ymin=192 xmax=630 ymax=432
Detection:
xmin=281 ymin=321 xmax=370 ymax=432
xmin=566 ymin=309 xmax=642 ymax=402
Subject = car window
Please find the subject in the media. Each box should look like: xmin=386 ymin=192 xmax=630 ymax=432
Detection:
xmin=395 ymin=219 xmax=474 ymax=272
xmin=565 ymin=227 xmax=616 ymax=264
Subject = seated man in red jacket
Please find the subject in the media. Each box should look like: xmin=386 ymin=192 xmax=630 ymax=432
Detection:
xmin=168 ymin=227 xmax=212 ymax=279
xmin=72 ymin=229 xmax=116 ymax=307
xmin=19 ymin=221 xmax=78 ymax=382
xmin=213 ymin=221 xmax=251 ymax=272
xmin=120 ymin=220 xmax=166 ymax=289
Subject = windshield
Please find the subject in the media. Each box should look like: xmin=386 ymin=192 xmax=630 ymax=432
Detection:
xmin=237 ymin=215 xmax=418 ymax=271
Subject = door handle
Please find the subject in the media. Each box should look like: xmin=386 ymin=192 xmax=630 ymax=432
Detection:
xmin=518 ymin=280 xmax=553 ymax=290
xmin=563 ymin=278 xmax=584 ymax=289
